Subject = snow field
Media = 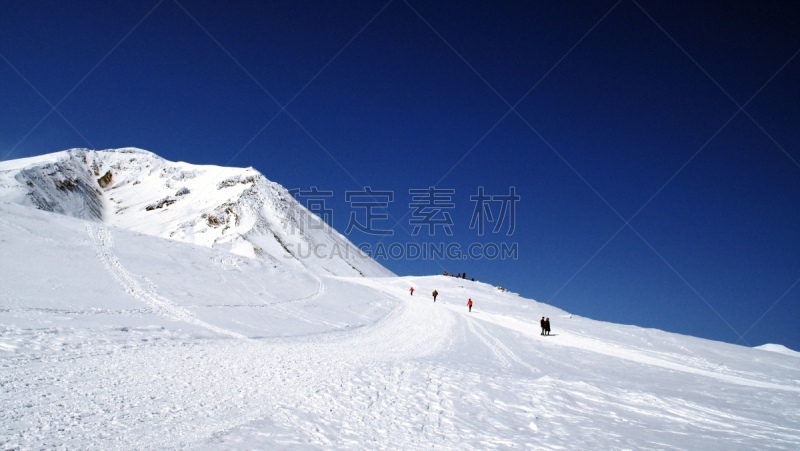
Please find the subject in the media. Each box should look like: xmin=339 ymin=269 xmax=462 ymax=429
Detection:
xmin=2 ymin=203 xmax=800 ymax=449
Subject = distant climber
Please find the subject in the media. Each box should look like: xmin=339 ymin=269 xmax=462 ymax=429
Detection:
xmin=467 ymin=298 xmax=473 ymax=312
xmin=544 ymin=317 xmax=551 ymax=336
xmin=540 ymin=317 xmax=546 ymax=336
xmin=432 ymin=289 xmax=438 ymax=302
xmin=409 ymin=287 xmax=415 ymax=296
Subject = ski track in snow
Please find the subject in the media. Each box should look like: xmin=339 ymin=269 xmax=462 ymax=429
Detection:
xmin=85 ymin=225 xmax=245 ymax=339
xmin=465 ymin=315 xmax=540 ymax=375
xmin=0 ymin=271 xmax=468 ymax=449
xmin=468 ymin=309 xmax=800 ymax=393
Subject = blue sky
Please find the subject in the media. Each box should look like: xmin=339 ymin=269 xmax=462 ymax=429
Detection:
xmin=2 ymin=1 xmax=799 ymax=350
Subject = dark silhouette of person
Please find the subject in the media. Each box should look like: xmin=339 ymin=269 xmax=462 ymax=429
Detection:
xmin=432 ymin=289 xmax=438 ymax=302
xmin=540 ymin=316 xmax=546 ymax=335
xmin=409 ymin=287 xmax=414 ymax=296
xmin=544 ymin=318 xmax=551 ymax=336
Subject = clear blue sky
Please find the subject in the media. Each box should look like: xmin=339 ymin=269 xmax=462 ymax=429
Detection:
xmin=2 ymin=1 xmax=799 ymax=350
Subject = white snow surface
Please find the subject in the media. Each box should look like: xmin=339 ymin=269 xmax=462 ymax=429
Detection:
xmin=1 ymin=149 xmax=799 ymax=449
xmin=1 ymin=202 xmax=799 ymax=450
xmin=756 ymin=343 xmax=800 ymax=358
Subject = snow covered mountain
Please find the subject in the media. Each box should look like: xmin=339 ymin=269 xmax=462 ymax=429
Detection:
xmin=1 ymin=151 xmax=799 ymax=449
xmin=0 ymin=148 xmax=391 ymax=277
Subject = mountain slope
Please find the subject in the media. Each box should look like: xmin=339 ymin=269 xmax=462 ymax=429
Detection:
xmin=1 ymin=202 xmax=799 ymax=449
xmin=0 ymin=148 xmax=391 ymax=277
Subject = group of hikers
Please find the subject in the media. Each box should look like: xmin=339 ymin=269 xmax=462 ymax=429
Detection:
xmin=540 ymin=317 xmax=551 ymax=335
xmin=411 ymin=286 xmax=472 ymax=311
xmin=443 ymin=271 xmax=474 ymax=281
xmin=410 ymin=285 xmax=552 ymax=333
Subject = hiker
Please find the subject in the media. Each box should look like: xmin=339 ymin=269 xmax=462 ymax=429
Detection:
xmin=432 ymin=289 xmax=438 ymax=302
xmin=467 ymin=298 xmax=473 ymax=312
xmin=409 ymin=287 xmax=414 ymax=296
xmin=540 ymin=316 xmax=546 ymax=335
xmin=544 ymin=317 xmax=551 ymax=335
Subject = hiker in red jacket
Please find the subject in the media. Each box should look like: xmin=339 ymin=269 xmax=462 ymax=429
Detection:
xmin=409 ymin=287 xmax=414 ymax=296
xmin=467 ymin=298 xmax=473 ymax=312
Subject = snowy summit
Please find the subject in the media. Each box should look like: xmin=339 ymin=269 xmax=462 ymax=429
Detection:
xmin=0 ymin=148 xmax=390 ymax=278
xmin=1 ymin=148 xmax=799 ymax=449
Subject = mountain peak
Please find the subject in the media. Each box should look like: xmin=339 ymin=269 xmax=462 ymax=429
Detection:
xmin=0 ymin=148 xmax=391 ymax=277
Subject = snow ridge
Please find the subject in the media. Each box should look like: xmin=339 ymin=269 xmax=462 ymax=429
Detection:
xmin=0 ymin=148 xmax=391 ymax=278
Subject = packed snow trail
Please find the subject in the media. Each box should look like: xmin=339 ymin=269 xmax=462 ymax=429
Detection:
xmin=0 ymin=276 xmax=462 ymax=449
xmin=3 ymin=284 xmax=800 ymax=449
xmin=86 ymin=224 xmax=245 ymax=339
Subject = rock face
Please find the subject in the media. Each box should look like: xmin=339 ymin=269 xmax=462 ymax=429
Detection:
xmin=0 ymin=148 xmax=393 ymax=277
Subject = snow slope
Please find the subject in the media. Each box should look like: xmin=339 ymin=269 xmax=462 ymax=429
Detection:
xmin=2 ymin=201 xmax=799 ymax=450
xmin=0 ymin=148 xmax=390 ymax=278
